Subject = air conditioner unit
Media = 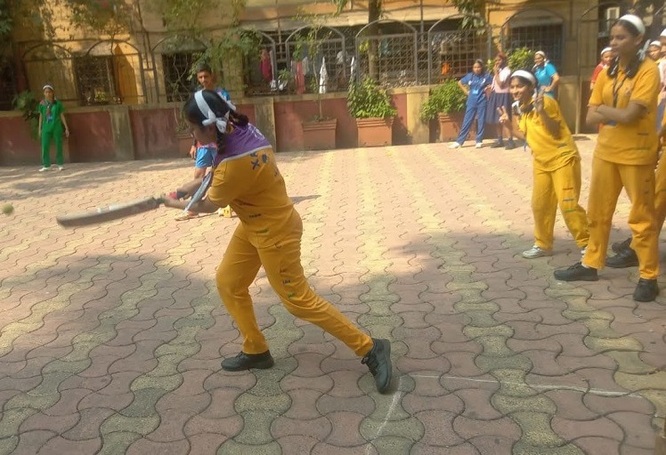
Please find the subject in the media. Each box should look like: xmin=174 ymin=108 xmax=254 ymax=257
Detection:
xmin=605 ymin=6 xmax=620 ymax=21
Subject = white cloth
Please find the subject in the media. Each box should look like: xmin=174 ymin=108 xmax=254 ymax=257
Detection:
xmin=319 ymin=57 xmax=328 ymax=94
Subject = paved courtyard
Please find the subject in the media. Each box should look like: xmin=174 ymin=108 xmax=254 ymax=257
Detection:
xmin=0 ymin=136 xmax=664 ymax=454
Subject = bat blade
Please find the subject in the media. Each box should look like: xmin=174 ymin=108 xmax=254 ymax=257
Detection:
xmin=56 ymin=196 xmax=163 ymax=228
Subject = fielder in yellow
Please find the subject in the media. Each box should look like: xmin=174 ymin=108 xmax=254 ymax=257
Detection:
xmin=554 ymin=14 xmax=661 ymax=302
xmin=499 ymin=70 xmax=589 ymax=259
xmin=164 ymin=89 xmax=393 ymax=393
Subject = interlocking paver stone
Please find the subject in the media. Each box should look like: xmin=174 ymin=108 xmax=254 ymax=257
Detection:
xmin=1 ymin=137 xmax=664 ymax=454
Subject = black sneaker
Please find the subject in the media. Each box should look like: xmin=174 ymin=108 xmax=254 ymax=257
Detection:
xmin=505 ymin=140 xmax=517 ymax=150
xmin=553 ymin=262 xmax=599 ymax=281
xmin=606 ymin=247 xmax=638 ymax=268
xmin=362 ymin=338 xmax=392 ymax=393
xmin=221 ymin=351 xmax=274 ymax=371
xmin=611 ymin=237 xmax=632 ymax=254
xmin=490 ymin=140 xmax=505 ymax=148
xmin=633 ymin=278 xmax=659 ymax=302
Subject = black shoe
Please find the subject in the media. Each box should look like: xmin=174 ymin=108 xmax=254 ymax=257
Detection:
xmin=606 ymin=247 xmax=638 ymax=268
xmin=221 ymin=351 xmax=274 ymax=371
xmin=490 ymin=140 xmax=505 ymax=148
xmin=553 ymin=262 xmax=599 ymax=281
xmin=611 ymin=237 xmax=632 ymax=254
xmin=362 ymin=338 xmax=392 ymax=393
xmin=633 ymin=278 xmax=659 ymax=302
xmin=505 ymin=140 xmax=517 ymax=150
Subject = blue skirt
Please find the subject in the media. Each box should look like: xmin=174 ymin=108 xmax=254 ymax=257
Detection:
xmin=485 ymin=92 xmax=512 ymax=124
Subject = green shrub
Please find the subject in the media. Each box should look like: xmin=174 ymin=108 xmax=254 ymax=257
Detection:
xmin=508 ymin=47 xmax=534 ymax=72
xmin=13 ymin=90 xmax=40 ymax=140
xmin=347 ymin=77 xmax=397 ymax=119
xmin=420 ymin=79 xmax=467 ymax=121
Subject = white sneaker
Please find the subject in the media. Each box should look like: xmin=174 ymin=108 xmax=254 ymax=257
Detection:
xmin=580 ymin=246 xmax=587 ymax=256
xmin=448 ymin=142 xmax=461 ymax=149
xmin=522 ymin=245 xmax=552 ymax=259
xmin=57 ymin=166 xmax=64 ymax=171
xmin=475 ymin=142 xmax=483 ymax=149
xmin=38 ymin=166 xmax=50 ymax=172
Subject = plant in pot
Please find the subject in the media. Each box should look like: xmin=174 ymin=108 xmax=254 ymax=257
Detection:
xmin=296 ymin=24 xmax=338 ymax=151
xmin=420 ymin=78 xmax=467 ymax=143
xmin=347 ymin=76 xmax=397 ymax=147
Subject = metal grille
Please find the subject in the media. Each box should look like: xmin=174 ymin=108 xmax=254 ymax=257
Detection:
xmin=243 ymin=30 xmax=278 ymax=97
xmin=0 ymin=59 xmax=16 ymax=110
xmin=74 ymin=56 xmax=117 ymax=105
xmin=505 ymin=24 xmax=563 ymax=70
xmin=428 ymin=18 xmax=491 ymax=84
xmin=162 ymin=52 xmax=198 ymax=102
xmin=284 ymin=27 xmax=346 ymax=94
xmin=355 ymin=20 xmax=418 ymax=87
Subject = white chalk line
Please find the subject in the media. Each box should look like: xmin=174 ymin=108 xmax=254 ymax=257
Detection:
xmin=363 ymin=373 xmax=646 ymax=451
xmin=365 ymin=375 xmax=405 ymax=455
xmin=413 ymin=374 xmax=645 ymax=398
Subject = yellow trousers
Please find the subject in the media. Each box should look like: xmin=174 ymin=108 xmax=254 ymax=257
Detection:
xmin=216 ymin=214 xmax=373 ymax=357
xmin=654 ymin=154 xmax=666 ymax=233
xmin=583 ymin=157 xmax=659 ymax=279
xmin=532 ymin=159 xmax=589 ymax=250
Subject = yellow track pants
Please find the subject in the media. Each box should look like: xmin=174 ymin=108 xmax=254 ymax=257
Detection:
xmin=654 ymin=154 xmax=666 ymax=233
xmin=583 ymin=157 xmax=659 ymax=279
xmin=216 ymin=216 xmax=373 ymax=357
xmin=532 ymin=159 xmax=589 ymax=251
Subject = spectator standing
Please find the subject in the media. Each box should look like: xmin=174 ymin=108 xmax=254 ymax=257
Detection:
xmin=532 ymin=51 xmax=560 ymax=98
xmin=449 ymin=59 xmax=493 ymax=149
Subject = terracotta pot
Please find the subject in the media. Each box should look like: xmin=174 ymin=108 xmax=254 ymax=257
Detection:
xmin=437 ymin=112 xmax=464 ymax=142
xmin=177 ymin=133 xmax=194 ymax=157
xmin=356 ymin=117 xmax=393 ymax=147
xmin=302 ymin=118 xmax=337 ymax=151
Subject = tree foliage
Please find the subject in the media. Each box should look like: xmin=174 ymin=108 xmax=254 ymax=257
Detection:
xmin=4 ymin=0 xmax=136 ymax=39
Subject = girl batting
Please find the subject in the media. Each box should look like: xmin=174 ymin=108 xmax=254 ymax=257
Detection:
xmin=164 ymin=89 xmax=393 ymax=393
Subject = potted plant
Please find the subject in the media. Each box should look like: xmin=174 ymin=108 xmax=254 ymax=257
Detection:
xmin=174 ymin=108 xmax=194 ymax=156
xmin=420 ymin=79 xmax=467 ymax=142
xmin=297 ymin=31 xmax=338 ymax=151
xmin=347 ymin=76 xmax=397 ymax=147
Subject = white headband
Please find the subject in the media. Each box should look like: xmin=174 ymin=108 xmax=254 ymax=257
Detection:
xmin=194 ymin=90 xmax=231 ymax=134
xmin=511 ymin=70 xmax=537 ymax=86
xmin=600 ymin=47 xmax=612 ymax=57
xmin=535 ymin=51 xmax=546 ymax=58
xmin=43 ymin=84 xmax=54 ymax=91
xmin=619 ymin=14 xmax=645 ymax=35
xmin=650 ymin=40 xmax=662 ymax=48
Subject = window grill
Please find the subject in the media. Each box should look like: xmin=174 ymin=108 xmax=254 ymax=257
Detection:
xmin=428 ymin=26 xmax=489 ymax=82
xmin=162 ymin=52 xmax=198 ymax=102
xmin=0 ymin=59 xmax=16 ymax=110
xmin=355 ymin=21 xmax=418 ymax=87
xmin=507 ymin=24 xmax=563 ymax=70
xmin=74 ymin=56 xmax=117 ymax=105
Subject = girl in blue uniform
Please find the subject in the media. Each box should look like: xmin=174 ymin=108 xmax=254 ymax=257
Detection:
xmin=449 ymin=60 xmax=493 ymax=149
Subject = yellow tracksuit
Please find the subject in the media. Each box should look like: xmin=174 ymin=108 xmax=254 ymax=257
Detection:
xmin=584 ymin=59 xmax=661 ymax=279
xmin=518 ymin=96 xmax=589 ymax=251
xmin=655 ymin=150 xmax=666 ymax=233
xmin=207 ymin=146 xmax=373 ymax=356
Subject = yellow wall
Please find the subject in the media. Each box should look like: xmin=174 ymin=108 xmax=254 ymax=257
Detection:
xmin=12 ymin=0 xmax=603 ymax=131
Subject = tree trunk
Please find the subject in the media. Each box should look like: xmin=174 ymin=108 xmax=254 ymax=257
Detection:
xmin=367 ymin=0 xmax=382 ymax=81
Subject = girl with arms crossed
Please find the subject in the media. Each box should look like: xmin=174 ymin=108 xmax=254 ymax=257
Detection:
xmin=553 ymin=15 xmax=661 ymax=302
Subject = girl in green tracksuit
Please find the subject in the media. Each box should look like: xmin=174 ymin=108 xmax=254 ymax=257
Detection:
xmin=38 ymin=84 xmax=69 ymax=171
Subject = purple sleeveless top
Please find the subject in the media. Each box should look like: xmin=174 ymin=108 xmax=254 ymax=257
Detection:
xmin=213 ymin=123 xmax=271 ymax=166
